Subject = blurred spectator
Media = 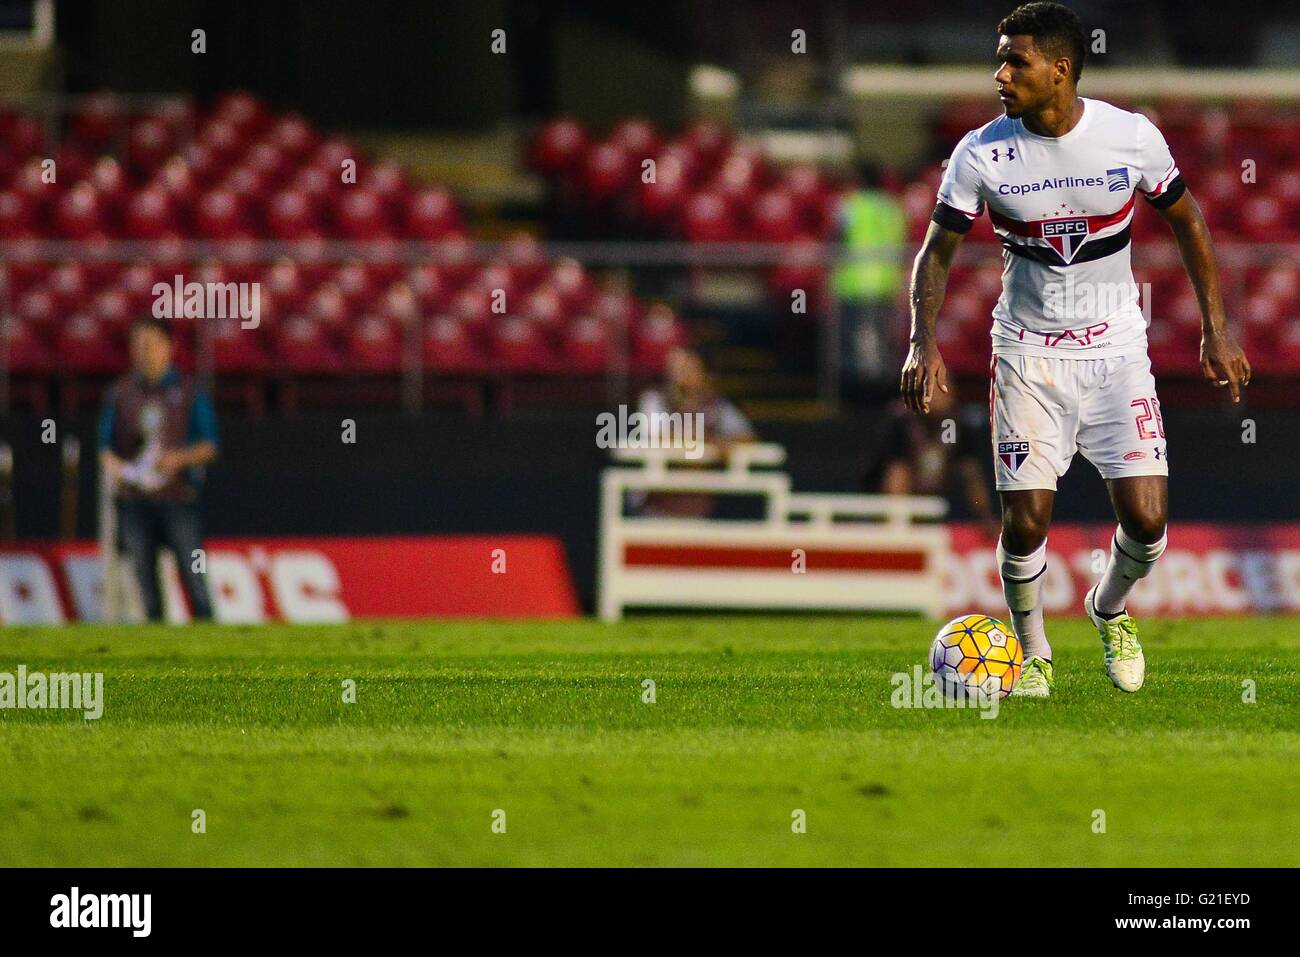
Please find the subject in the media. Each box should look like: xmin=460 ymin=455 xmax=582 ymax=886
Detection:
xmin=635 ymin=347 xmax=755 ymax=517
xmin=833 ymin=160 xmax=906 ymax=396
xmin=863 ymin=387 xmax=999 ymax=537
xmin=99 ymin=318 xmax=219 ymax=621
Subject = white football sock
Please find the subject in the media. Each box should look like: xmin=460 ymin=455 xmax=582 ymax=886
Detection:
xmin=997 ymin=537 xmax=1051 ymax=661
xmin=1095 ymin=525 xmax=1167 ymax=617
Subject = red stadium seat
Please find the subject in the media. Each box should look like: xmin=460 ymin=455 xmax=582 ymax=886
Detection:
xmin=680 ymin=190 xmax=736 ymax=242
xmin=124 ymin=187 xmax=177 ymax=239
xmin=473 ymin=263 xmax=520 ymax=313
xmin=266 ymin=188 xmax=318 ymax=239
xmin=333 ymin=188 xmax=390 ymax=239
xmin=447 ymin=286 xmax=495 ymax=340
xmin=635 ymin=151 xmax=691 ymax=228
xmin=782 ymin=164 xmax=834 ymax=235
xmin=489 ymin=316 xmax=555 ymax=372
xmin=15 ymin=286 xmax=59 ymax=334
xmin=610 ymin=117 xmax=663 ymax=160
xmin=117 ymin=261 xmax=163 ymax=311
xmin=581 ymin=140 xmax=635 ymax=202
xmin=53 ymin=183 xmax=105 ymax=239
xmin=198 ymin=119 xmax=247 ymax=164
xmin=519 ymin=284 xmax=566 ymax=335
xmin=91 ymin=287 xmax=134 ymax=333
xmin=70 ymin=93 xmax=122 ymax=149
xmin=244 ymin=141 xmax=287 ymax=183
xmin=767 ymin=235 xmax=826 ymax=308
xmin=272 ymin=315 xmax=343 ymax=373
xmin=345 ymin=315 xmax=404 ymax=374
xmin=379 ymin=282 xmax=419 ymax=324
xmin=367 ymin=161 xmax=409 ymax=209
xmin=211 ymin=317 xmax=271 ymax=374
xmin=680 ymin=119 xmax=731 ymax=165
xmin=591 ymin=289 xmax=640 ymax=329
xmin=126 ymin=117 xmax=174 ymax=175
xmin=529 ymin=117 xmax=591 ymax=177
xmin=214 ymin=91 xmax=271 ymax=134
xmin=332 ymin=262 xmax=377 ymax=311
xmin=268 ymin=115 xmax=321 ymax=160
xmin=195 ymin=188 xmax=248 ymax=238
xmin=0 ymin=317 xmax=53 ymax=374
xmin=548 ymin=258 xmax=595 ymax=313
xmin=47 ymin=262 xmax=91 ymax=310
xmin=404 ymin=188 xmax=460 ymax=239
xmin=57 ymin=314 xmax=124 ymax=375
xmin=291 ymin=164 xmax=336 ymax=205
xmin=222 ymin=166 xmax=271 ymax=210
xmin=314 ymin=138 xmax=365 ymax=179
xmin=750 ymin=188 xmax=802 ymax=243
xmin=407 ymin=263 xmax=449 ymax=312
xmin=560 ymin=315 xmax=613 ymax=373
xmin=711 ymin=149 xmax=765 ymax=210
xmin=4 ymin=114 xmax=44 ymax=157
xmin=151 ymin=155 xmax=201 ymax=211
xmin=0 ymin=189 xmax=34 ymax=237
xmin=424 ymin=315 xmax=487 ymax=374
xmin=307 ymin=283 xmax=352 ymax=329
xmin=432 ymin=232 xmax=477 ymax=289
xmin=182 ymin=139 xmax=225 ymax=187
xmin=630 ymin=304 xmax=686 ymax=372
xmin=1275 ymin=319 xmax=1300 ymax=372
xmin=501 ymin=231 xmax=548 ymax=289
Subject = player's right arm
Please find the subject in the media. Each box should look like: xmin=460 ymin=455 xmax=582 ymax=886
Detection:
xmin=901 ymin=221 xmax=963 ymax=414
xmin=902 ymin=131 xmax=983 ymax=414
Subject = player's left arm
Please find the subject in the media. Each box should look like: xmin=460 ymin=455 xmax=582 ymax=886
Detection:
xmin=1154 ymin=190 xmax=1252 ymax=402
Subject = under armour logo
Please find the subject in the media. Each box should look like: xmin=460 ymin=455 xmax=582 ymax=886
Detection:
xmin=1154 ymin=446 xmax=1166 ymax=460
xmin=991 ymin=147 xmax=1016 ymax=162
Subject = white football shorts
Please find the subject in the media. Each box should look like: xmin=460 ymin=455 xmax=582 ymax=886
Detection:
xmin=990 ymin=352 xmax=1169 ymax=491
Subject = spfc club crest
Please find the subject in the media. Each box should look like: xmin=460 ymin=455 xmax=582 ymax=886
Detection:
xmin=1041 ymin=217 xmax=1089 ymax=263
xmin=998 ymin=440 xmax=1030 ymax=473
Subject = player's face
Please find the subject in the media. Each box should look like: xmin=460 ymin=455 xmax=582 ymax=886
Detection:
xmin=994 ymin=34 xmax=1057 ymax=117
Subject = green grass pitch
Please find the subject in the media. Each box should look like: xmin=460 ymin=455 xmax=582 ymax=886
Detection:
xmin=1 ymin=615 xmax=1297 ymax=867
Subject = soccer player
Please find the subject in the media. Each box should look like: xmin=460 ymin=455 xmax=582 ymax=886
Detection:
xmin=900 ymin=2 xmax=1250 ymax=696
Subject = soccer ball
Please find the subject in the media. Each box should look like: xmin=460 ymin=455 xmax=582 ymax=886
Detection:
xmin=929 ymin=614 xmax=1023 ymax=700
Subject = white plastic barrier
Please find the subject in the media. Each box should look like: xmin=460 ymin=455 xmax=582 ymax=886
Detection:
xmin=597 ymin=443 xmax=949 ymax=620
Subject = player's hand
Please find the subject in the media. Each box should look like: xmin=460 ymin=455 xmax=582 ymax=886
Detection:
xmin=1200 ymin=330 xmax=1251 ymax=403
xmin=900 ymin=339 xmax=949 ymax=414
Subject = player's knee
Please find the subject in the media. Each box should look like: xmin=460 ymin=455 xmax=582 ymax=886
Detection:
xmin=1001 ymin=508 xmax=1051 ymax=554
xmin=1121 ymin=512 xmax=1167 ymax=544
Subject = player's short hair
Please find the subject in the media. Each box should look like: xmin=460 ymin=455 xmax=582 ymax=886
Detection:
xmin=997 ymin=2 xmax=1087 ymax=83
xmin=129 ymin=316 xmax=172 ymax=340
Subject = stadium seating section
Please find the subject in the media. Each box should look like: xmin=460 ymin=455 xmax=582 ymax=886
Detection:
xmin=3 ymin=92 xmax=1297 ymax=413
xmin=530 ymin=102 xmax=1300 ymax=378
xmin=0 ymin=92 xmax=688 ymax=413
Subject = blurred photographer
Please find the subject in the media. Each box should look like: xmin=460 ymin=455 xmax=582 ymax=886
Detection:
xmin=99 ymin=317 xmax=219 ymax=621
xmin=864 ymin=386 xmax=1000 ymax=539
xmin=635 ymin=346 xmax=755 ymax=518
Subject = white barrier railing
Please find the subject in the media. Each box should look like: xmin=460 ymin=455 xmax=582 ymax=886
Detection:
xmin=597 ymin=442 xmax=949 ymax=620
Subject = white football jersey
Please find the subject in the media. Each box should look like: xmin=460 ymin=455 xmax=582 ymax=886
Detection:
xmin=935 ymin=97 xmax=1183 ymax=358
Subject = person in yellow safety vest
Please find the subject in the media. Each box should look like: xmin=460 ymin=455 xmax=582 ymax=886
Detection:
xmin=833 ymin=161 xmax=906 ymax=398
